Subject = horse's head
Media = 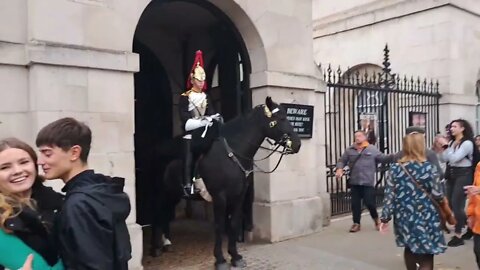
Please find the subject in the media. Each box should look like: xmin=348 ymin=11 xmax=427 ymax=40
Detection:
xmin=259 ymin=97 xmax=301 ymax=154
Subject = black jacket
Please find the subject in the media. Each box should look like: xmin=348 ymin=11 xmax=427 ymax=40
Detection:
xmin=56 ymin=170 xmax=132 ymax=270
xmin=0 ymin=181 xmax=64 ymax=269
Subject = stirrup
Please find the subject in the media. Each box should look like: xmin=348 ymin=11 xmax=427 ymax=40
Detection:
xmin=183 ymin=184 xmax=193 ymax=197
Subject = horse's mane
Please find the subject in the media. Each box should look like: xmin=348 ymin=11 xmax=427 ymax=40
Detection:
xmin=220 ymin=106 xmax=263 ymax=139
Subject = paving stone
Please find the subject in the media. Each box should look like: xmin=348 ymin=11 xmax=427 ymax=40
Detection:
xmin=143 ymin=214 xmax=476 ymax=270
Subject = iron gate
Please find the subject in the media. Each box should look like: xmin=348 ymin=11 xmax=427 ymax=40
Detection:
xmin=323 ymin=45 xmax=441 ymax=216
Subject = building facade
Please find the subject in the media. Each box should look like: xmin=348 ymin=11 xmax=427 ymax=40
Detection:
xmin=0 ymin=0 xmax=328 ymax=268
xmin=313 ymin=0 xmax=480 ymax=131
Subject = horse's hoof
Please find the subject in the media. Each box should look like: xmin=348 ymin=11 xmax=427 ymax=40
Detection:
xmin=215 ymin=262 xmax=230 ymax=270
xmin=150 ymin=248 xmax=162 ymax=257
xmin=231 ymin=258 xmax=247 ymax=268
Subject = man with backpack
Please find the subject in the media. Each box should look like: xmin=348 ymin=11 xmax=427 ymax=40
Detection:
xmin=35 ymin=117 xmax=132 ymax=269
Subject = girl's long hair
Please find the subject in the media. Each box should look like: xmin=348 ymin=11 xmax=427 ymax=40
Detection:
xmin=399 ymin=133 xmax=427 ymax=163
xmin=0 ymin=138 xmax=40 ymax=231
xmin=451 ymin=119 xmax=474 ymax=145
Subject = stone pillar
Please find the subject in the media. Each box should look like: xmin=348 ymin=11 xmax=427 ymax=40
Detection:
xmin=28 ymin=62 xmax=142 ymax=269
xmin=250 ymin=80 xmax=328 ymax=242
xmin=0 ymin=0 xmax=144 ymax=269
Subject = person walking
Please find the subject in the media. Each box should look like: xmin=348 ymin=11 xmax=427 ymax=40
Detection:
xmin=380 ymin=132 xmax=446 ymax=270
xmin=336 ymin=130 xmax=392 ymax=232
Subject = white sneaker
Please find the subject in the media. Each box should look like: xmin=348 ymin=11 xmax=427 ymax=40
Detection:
xmin=194 ymin=178 xmax=212 ymax=202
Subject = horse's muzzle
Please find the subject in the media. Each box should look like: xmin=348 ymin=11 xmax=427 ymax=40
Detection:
xmin=284 ymin=139 xmax=293 ymax=154
xmin=279 ymin=134 xmax=300 ymax=154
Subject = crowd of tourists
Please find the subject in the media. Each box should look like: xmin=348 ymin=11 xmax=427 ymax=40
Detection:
xmin=336 ymin=119 xmax=480 ymax=270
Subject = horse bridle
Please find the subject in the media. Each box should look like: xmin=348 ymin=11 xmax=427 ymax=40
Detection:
xmin=221 ymin=104 xmax=295 ymax=177
xmin=222 ymin=133 xmax=294 ymax=178
xmin=261 ymin=134 xmax=294 ymax=155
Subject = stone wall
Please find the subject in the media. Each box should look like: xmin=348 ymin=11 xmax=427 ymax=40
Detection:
xmin=313 ymin=0 xmax=378 ymax=21
xmin=0 ymin=0 xmax=143 ymax=268
xmin=313 ymin=0 xmax=480 ymax=127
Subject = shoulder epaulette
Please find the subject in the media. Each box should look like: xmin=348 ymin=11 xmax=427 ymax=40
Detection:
xmin=181 ymin=90 xmax=192 ymax=96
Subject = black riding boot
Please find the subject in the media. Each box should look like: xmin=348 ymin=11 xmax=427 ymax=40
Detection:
xmin=183 ymin=139 xmax=194 ymax=196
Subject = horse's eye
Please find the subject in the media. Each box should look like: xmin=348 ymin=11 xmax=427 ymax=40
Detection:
xmin=269 ymin=121 xmax=277 ymax=128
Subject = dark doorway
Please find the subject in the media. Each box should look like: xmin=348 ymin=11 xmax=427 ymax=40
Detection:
xmin=133 ymin=0 xmax=252 ymax=227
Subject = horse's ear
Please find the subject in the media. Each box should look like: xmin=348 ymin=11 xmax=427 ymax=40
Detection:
xmin=265 ymin=96 xmax=273 ymax=110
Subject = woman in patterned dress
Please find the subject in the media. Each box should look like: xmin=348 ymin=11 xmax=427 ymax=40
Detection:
xmin=379 ymin=132 xmax=446 ymax=270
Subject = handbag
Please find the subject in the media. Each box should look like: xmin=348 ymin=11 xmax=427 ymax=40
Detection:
xmin=345 ymin=148 xmax=366 ymax=189
xmin=399 ymin=163 xmax=456 ymax=232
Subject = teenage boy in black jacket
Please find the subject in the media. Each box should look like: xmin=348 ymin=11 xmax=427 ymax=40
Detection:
xmin=35 ymin=117 xmax=131 ymax=270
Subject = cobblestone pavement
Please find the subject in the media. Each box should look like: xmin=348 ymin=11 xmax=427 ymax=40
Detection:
xmin=143 ymin=214 xmax=476 ymax=270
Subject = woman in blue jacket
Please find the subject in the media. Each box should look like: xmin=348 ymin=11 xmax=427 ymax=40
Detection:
xmin=0 ymin=138 xmax=64 ymax=269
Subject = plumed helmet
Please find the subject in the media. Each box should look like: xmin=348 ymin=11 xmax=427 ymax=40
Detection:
xmin=186 ymin=50 xmax=207 ymax=91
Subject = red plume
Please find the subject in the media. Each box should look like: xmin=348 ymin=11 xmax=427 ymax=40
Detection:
xmin=186 ymin=50 xmax=207 ymax=91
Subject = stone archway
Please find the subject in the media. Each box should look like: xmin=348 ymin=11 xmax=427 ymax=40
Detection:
xmin=131 ymin=0 xmax=266 ymax=77
xmin=131 ymin=1 xmax=269 ymax=267
xmin=128 ymin=1 xmax=327 ymax=267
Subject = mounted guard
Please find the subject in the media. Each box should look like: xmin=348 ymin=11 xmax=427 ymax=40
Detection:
xmin=179 ymin=50 xmax=220 ymax=200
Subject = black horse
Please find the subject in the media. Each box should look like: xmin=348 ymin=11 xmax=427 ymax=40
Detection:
xmin=152 ymin=97 xmax=301 ymax=269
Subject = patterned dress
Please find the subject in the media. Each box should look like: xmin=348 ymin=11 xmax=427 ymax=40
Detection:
xmin=381 ymin=161 xmax=447 ymax=255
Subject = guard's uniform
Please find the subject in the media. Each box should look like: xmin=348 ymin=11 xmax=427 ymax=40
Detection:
xmin=179 ymin=50 xmax=219 ymax=197
xmin=179 ymin=90 xmax=215 ymax=135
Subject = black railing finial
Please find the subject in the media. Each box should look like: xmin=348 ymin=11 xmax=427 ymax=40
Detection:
xmin=382 ymin=44 xmax=391 ymax=76
xmin=380 ymin=43 xmax=396 ymax=89
xmin=326 ymin=64 xmax=332 ymax=83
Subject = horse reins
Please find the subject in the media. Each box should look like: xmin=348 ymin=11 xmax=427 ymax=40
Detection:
xmin=221 ymin=135 xmax=292 ymax=178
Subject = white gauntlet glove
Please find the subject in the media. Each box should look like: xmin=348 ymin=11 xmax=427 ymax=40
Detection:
xmin=210 ymin=113 xmax=222 ymax=121
xmin=185 ymin=118 xmax=212 ymax=132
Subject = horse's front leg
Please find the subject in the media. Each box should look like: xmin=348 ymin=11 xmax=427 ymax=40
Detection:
xmin=227 ymin=198 xmax=247 ymax=268
xmin=161 ymin=219 xmax=172 ymax=252
xmin=213 ymin=193 xmax=229 ymax=270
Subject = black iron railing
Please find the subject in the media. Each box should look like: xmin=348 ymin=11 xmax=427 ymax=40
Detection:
xmin=322 ymin=45 xmax=441 ymax=216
